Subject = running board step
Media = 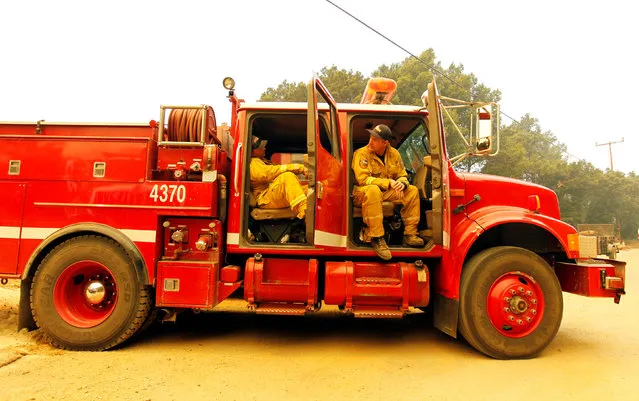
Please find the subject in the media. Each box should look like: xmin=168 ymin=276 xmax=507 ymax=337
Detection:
xmin=352 ymin=307 xmax=406 ymax=318
xmin=253 ymin=303 xmax=309 ymax=316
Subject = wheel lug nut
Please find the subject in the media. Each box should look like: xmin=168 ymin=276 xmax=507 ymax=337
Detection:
xmin=510 ymin=289 xmax=516 ymax=295
xmin=518 ymin=287 xmax=524 ymax=293
xmin=504 ymin=297 xmax=510 ymax=302
xmin=531 ymin=299 xmax=537 ymax=305
xmin=517 ymin=319 xmax=523 ymax=325
xmin=526 ymin=290 xmax=533 ymax=296
xmin=504 ymin=307 xmax=510 ymax=313
xmin=508 ymin=316 xmax=515 ymax=321
xmin=531 ymin=309 xmax=537 ymax=315
xmin=526 ymin=317 xmax=532 ymax=322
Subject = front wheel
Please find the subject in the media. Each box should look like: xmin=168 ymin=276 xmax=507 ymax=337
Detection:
xmin=458 ymin=246 xmax=563 ymax=359
xmin=30 ymin=235 xmax=152 ymax=351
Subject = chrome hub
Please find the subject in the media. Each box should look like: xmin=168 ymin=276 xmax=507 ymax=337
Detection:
xmin=85 ymin=281 xmax=106 ymax=305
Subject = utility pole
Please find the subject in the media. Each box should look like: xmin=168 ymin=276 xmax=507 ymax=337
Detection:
xmin=595 ymin=138 xmax=625 ymax=242
xmin=596 ymin=138 xmax=624 ymax=171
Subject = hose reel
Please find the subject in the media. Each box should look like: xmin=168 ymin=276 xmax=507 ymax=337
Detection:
xmin=164 ymin=106 xmax=219 ymax=145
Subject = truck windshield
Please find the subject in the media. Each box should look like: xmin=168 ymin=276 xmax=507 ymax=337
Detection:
xmin=398 ymin=123 xmax=429 ymax=172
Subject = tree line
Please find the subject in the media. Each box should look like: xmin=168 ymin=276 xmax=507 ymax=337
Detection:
xmin=259 ymin=49 xmax=639 ymax=240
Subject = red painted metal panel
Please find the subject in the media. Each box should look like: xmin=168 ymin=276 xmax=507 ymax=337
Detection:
xmin=220 ymin=265 xmax=240 ymax=283
xmin=0 ymin=182 xmax=26 ymax=275
xmin=244 ymin=257 xmax=318 ymax=305
xmin=226 ymin=113 xmax=246 ymax=244
xmin=0 ymin=136 xmax=150 ymax=182
xmin=462 ymin=172 xmax=561 ymax=219
xmin=314 ymin=129 xmax=345 ymax=245
xmin=0 ymin=124 xmax=153 ymax=138
xmin=217 ymin=281 xmax=242 ymax=303
xmin=156 ymin=261 xmax=217 ymax=308
xmin=324 ymin=261 xmax=429 ymax=309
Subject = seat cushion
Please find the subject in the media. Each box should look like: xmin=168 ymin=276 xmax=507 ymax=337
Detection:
xmin=251 ymin=207 xmax=297 ymax=220
xmin=353 ymin=201 xmax=396 ymax=218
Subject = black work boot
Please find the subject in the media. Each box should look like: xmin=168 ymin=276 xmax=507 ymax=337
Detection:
xmin=371 ymin=237 xmax=392 ymax=260
xmin=403 ymin=234 xmax=425 ymax=247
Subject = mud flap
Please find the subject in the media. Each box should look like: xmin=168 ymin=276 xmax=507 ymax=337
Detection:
xmin=19 ymin=277 xmax=37 ymax=331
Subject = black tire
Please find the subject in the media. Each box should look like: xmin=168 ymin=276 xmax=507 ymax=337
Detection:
xmin=458 ymin=246 xmax=563 ymax=359
xmin=30 ymin=235 xmax=152 ymax=351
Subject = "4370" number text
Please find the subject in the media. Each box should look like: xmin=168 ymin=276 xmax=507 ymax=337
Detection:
xmin=149 ymin=184 xmax=186 ymax=203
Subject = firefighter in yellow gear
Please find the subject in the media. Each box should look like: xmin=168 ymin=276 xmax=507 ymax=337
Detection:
xmin=250 ymin=136 xmax=308 ymax=219
xmin=352 ymin=124 xmax=424 ymax=260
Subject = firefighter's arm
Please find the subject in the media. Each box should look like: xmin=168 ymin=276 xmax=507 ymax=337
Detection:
xmin=352 ymin=151 xmax=390 ymax=190
xmin=250 ymin=159 xmax=284 ymax=183
xmin=284 ymin=163 xmax=307 ymax=176
xmin=392 ymin=153 xmax=410 ymax=190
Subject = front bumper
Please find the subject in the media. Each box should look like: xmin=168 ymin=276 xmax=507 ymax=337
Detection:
xmin=555 ymin=258 xmax=626 ymax=304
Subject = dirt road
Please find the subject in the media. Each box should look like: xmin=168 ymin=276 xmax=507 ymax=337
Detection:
xmin=1 ymin=250 xmax=637 ymax=401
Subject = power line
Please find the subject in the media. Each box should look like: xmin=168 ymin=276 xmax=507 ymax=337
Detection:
xmin=325 ymin=0 xmax=590 ymax=166
xmin=324 ymin=0 xmax=470 ymax=96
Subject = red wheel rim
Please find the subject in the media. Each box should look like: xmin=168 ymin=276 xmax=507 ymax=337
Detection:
xmin=486 ymin=271 xmax=545 ymax=338
xmin=53 ymin=260 xmax=118 ymax=328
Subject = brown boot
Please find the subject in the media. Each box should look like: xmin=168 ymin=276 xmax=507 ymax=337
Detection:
xmin=403 ymin=234 xmax=425 ymax=247
xmin=371 ymin=237 xmax=392 ymax=260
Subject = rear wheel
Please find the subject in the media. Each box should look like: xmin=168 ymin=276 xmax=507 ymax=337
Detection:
xmin=458 ymin=246 xmax=563 ymax=359
xmin=30 ymin=235 xmax=151 ymax=351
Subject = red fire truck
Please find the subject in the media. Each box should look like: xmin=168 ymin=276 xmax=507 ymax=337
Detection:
xmin=0 ymin=77 xmax=625 ymax=359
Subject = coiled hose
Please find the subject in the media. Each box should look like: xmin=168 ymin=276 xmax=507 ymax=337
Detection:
xmin=167 ymin=106 xmax=219 ymax=144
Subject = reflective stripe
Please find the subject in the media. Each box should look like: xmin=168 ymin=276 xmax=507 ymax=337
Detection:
xmin=290 ymin=194 xmax=306 ymax=207
xmin=403 ymin=216 xmax=420 ymax=222
xmin=21 ymin=227 xmax=58 ymax=239
xmin=0 ymin=226 xmax=21 ymax=239
xmin=315 ymin=230 xmax=347 ymax=248
xmin=119 ymin=229 xmax=156 ymax=243
xmin=2 ymin=226 xmax=156 ymax=243
xmin=227 ymin=232 xmax=239 ymax=245
xmin=279 ymin=165 xmax=287 ymax=173
xmin=365 ymin=177 xmax=376 ymax=185
xmin=363 ymin=214 xmax=384 ymax=221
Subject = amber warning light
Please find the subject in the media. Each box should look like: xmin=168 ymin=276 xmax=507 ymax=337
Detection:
xmin=360 ymin=78 xmax=397 ymax=105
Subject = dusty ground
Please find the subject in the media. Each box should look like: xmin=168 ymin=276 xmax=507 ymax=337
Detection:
xmin=0 ymin=250 xmax=637 ymax=401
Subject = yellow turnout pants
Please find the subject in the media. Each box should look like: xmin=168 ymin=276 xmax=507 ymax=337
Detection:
xmin=353 ymin=184 xmax=420 ymax=239
xmin=257 ymin=172 xmax=308 ymax=219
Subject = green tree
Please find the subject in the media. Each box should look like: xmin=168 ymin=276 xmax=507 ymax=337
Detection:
xmin=258 ymin=49 xmax=639 ymax=240
xmin=259 ymin=80 xmax=306 ymax=102
xmin=482 ymin=114 xmax=567 ymax=185
xmin=259 ymin=66 xmax=366 ymax=103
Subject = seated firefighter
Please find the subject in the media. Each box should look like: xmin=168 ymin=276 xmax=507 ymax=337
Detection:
xmin=250 ymin=136 xmax=308 ymax=220
xmin=352 ymin=124 xmax=424 ymax=260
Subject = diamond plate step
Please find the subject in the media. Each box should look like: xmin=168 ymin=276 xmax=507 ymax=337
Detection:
xmin=254 ymin=303 xmax=308 ymax=316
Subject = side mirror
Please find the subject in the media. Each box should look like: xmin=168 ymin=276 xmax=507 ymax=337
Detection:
xmin=475 ymin=105 xmax=493 ymax=154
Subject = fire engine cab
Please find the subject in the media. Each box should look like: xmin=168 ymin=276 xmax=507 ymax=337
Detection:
xmin=0 ymin=77 xmax=626 ymax=359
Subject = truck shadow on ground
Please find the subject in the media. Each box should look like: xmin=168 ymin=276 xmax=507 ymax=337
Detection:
xmin=126 ymin=308 xmax=607 ymax=359
xmin=130 ymin=308 xmax=474 ymax=355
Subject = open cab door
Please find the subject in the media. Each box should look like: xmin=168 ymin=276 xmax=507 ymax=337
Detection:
xmin=426 ymin=79 xmax=448 ymax=247
xmin=306 ymin=78 xmax=345 ymax=247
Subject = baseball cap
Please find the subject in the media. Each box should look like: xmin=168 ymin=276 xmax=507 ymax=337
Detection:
xmin=366 ymin=124 xmax=394 ymax=141
xmin=252 ymin=136 xmax=268 ymax=149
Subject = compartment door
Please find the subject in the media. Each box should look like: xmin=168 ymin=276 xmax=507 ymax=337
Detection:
xmin=0 ymin=183 xmax=26 ymax=274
